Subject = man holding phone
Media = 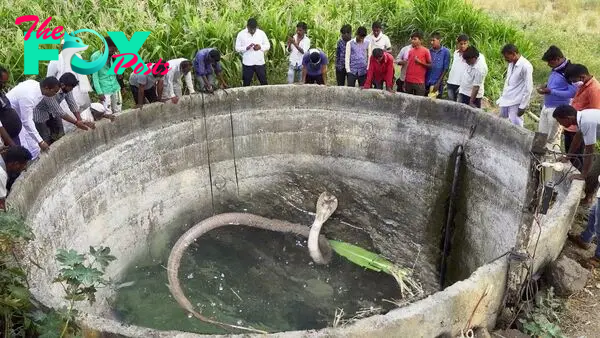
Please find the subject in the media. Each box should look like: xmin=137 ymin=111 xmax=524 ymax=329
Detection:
xmin=235 ymin=18 xmax=271 ymax=86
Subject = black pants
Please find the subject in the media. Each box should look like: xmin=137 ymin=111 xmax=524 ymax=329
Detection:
xmin=130 ymin=85 xmax=159 ymax=105
xmin=347 ymin=73 xmax=366 ymax=87
xmin=335 ymin=69 xmax=347 ymax=86
xmin=242 ymin=65 xmax=267 ymax=86
xmin=396 ymin=78 xmax=404 ymax=92
xmin=459 ymin=93 xmax=482 ymax=108
xmin=305 ymin=74 xmax=324 ymax=85
xmin=404 ymin=82 xmax=426 ymax=96
xmin=563 ymin=130 xmax=584 ymax=171
xmin=447 ymin=84 xmax=460 ymax=101
xmin=35 ymin=115 xmax=64 ymax=144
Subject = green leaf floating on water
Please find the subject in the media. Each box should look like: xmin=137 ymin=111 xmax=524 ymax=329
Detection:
xmin=328 ymin=240 xmax=423 ymax=298
xmin=328 ymin=240 xmax=392 ymax=273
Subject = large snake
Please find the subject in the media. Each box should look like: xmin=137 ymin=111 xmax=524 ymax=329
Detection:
xmin=166 ymin=191 xmax=339 ymax=334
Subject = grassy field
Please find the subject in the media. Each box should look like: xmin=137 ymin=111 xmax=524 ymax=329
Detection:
xmin=0 ymin=0 xmax=596 ymax=111
xmin=0 ymin=0 xmax=532 ymax=100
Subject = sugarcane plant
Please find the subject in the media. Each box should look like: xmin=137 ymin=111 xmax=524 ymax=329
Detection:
xmin=328 ymin=240 xmax=423 ymax=298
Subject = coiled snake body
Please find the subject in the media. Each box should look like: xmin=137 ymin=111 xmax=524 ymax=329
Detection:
xmin=166 ymin=192 xmax=339 ymax=334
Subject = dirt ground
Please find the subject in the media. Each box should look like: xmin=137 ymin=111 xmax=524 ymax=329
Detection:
xmin=555 ymin=206 xmax=600 ymax=338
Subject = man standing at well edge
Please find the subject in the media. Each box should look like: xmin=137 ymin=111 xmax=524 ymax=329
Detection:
xmin=235 ymin=18 xmax=270 ymax=86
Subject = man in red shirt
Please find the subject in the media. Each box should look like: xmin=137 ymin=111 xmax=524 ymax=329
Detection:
xmin=404 ymin=31 xmax=431 ymax=96
xmin=363 ymin=48 xmax=395 ymax=92
xmin=562 ymin=64 xmax=600 ymax=205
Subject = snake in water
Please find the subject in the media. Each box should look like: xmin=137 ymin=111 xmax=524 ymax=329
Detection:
xmin=166 ymin=191 xmax=339 ymax=334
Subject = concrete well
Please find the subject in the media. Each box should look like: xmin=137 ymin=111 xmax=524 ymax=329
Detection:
xmin=8 ymin=85 xmax=582 ymax=337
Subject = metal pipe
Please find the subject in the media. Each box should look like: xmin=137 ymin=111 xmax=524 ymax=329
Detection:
xmin=439 ymin=144 xmax=463 ymax=288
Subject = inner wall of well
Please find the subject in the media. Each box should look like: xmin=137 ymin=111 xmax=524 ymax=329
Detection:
xmin=10 ymin=86 xmax=534 ymax=318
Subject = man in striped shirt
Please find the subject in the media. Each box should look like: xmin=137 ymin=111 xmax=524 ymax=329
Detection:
xmin=33 ymin=74 xmax=94 ymax=144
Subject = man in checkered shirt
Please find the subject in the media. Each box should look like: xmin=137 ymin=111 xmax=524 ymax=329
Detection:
xmin=33 ymin=74 xmax=95 ymax=144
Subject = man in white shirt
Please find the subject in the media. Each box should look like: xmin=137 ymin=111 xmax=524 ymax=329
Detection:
xmin=394 ymin=43 xmax=412 ymax=92
xmin=235 ymin=18 xmax=271 ymax=86
xmin=458 ymin=46 xmax=488 ymax=109
xmin=6 ymin=77 xmax=61 ymax=160
xmin=447 ymin=34 xmax=470 ymax=101
xmin=367 ymin=22 xmax=392 ymax=53
xmin=287 ymin=22 xmax=310 ymax=84
xmin=553 ymin=105 xmax=600 ymax=182
xmin=496 ymin=44 xmax=534 ymax=127
xmin=161 ymin=58 xmax=195 ymax=104
xmin=0 ymin=146 xmax=32 ymax=210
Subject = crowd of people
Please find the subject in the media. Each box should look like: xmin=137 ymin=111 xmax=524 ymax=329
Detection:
xmin=0 ymin=17 xmax=599 ymax=266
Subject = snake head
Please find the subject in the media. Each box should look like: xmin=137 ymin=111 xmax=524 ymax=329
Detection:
xmin=63 ymin=32 xmax=89 ymax=51
xmin=315 ymin=191 xmax=338 ymax=224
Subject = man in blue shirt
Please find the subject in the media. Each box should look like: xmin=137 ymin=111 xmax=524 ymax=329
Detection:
xmin=537 ymin=46 xmax=577 ymax=151
xmin=302 ymin=49 xmax=328 ymax=85
xmin=193 ymin=48 xmax=228 ymax=93
xmin=425 ymin=32 xmax=450 ymax=98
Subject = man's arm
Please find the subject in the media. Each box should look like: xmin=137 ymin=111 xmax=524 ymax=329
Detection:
xmin=550 ymin=83 xmax=577 ymax=98
xmin=322 ymin=65 xmax=328 ymax=85
xmin=580 ymin=144 xmax=595 ymax=177
xmin=136 ymin=83 xmax=145 ymax=108
xmin=436 ymin=49 xmax=451 ymax=86
xmin=363 ymin=57 xmax=374 ymax=89
xmin=345 ymin=41 xmax=351 ymax=73
xmin=302 ymin=66 xmax=307 ymax=83
xmin=64 ymin=91 xmax=82 ymax=120
xmin=519 ymin=63 xmax=534 ymax=110
xmin=384 ymin=36 xmax=392 ymax=52
xmin=384 ymin=57 xmax=394 ymax=91
xmin=261 ymin=31 xmax=271 ymax=52
xmin=183 ymin=70 xmax=195 ymax=95
xmin=0 ymin=126 xmax=15 ymax=147
xmin=234 ymin=32 xmax=246 ymax=54
xmin=156 ymin=79 xmax=164 ymax=101
xmin=19 ymin=97 xmax=47 ymax=150
xmin=416 ymin=50 xmax=432 ymax=68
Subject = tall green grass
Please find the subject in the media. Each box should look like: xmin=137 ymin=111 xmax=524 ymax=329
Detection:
xmin=0 ymin=0 xmax=532 ymax=100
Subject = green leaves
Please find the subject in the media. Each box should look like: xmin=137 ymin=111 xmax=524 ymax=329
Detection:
xmin=56 ymin=249 xmax=85 ymax=267
xmin=328 ymin=240 xmax=423 ymax=298
xmin=328 ymin=240 xmax=392 ymax=273
xmin=89 ymin=246 xmax=116 ymax=269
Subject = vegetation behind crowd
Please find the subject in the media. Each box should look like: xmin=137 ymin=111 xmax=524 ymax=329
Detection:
xmin=0 ymin=0 xmax=597 ymax=105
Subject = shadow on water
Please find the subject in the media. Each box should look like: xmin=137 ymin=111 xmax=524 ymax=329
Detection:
xmin=110 ymin=171 xmax=439 ymax=334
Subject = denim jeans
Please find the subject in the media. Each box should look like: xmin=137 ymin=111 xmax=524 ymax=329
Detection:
xmin=288 ymin=65 xmax=302 ymax=84
xmin=582 ymin=200 xmax=600 ymax=258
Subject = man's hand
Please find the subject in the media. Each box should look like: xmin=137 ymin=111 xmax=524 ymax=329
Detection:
xmin=469 ymin=101 xmax=478 ymax=108
xmin=570 ymin=174 xmax=586 ymax=181
xmin=99 ymin=95 xmax=105 ymax=102
xmin=83 ymin=121 xmax=96 ymax=129
xmin=253 ymin=44 xmax=261 ymax=51
xmin=74 ymin=120 xmax=89 ymax=131
xmin=135 ymin=104 xmax=143 ymax=109
xmin=559 ymin=156 xmax=570 ymax=163
xmin=105 ymin=114 xmax=116 ymax=122
xmin=537 ymin=87 xmax=550 ymax=95
xmin=386 ymin=88 xmax=395 ymax=93
xmin=39 ymin=141 xmax=49 ymax=151
xmin=415 ymin=56 xmax=421 ymax=65
xmin=204 ymin=84 xmax=214 ymax=93
xmin=287 ymin=36 xmax=294 ymax=45
xmin=518 ymin=108 xmax=526 ymax=117
xmin=171 ymin=96 xmax=180 ymax=104
xmin=220 ymin=82 xmax=229 ymax=89
xmin=246 ymin=43 xmax=255 ymax=51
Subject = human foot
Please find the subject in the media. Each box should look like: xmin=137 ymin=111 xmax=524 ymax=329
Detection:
xmin=568 ymin=233 xmax=591 ymax=250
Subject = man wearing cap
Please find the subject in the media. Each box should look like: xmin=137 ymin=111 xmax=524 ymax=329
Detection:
xmin=363 ymin=48 xmax=395 ymax=92
xmin=88 ymin=102 xmax=116 ymax=122
xmin=302 ymin=49 xmax=328 ymax=85
xmin=193 ymin=48 xmax=228 ymax=93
